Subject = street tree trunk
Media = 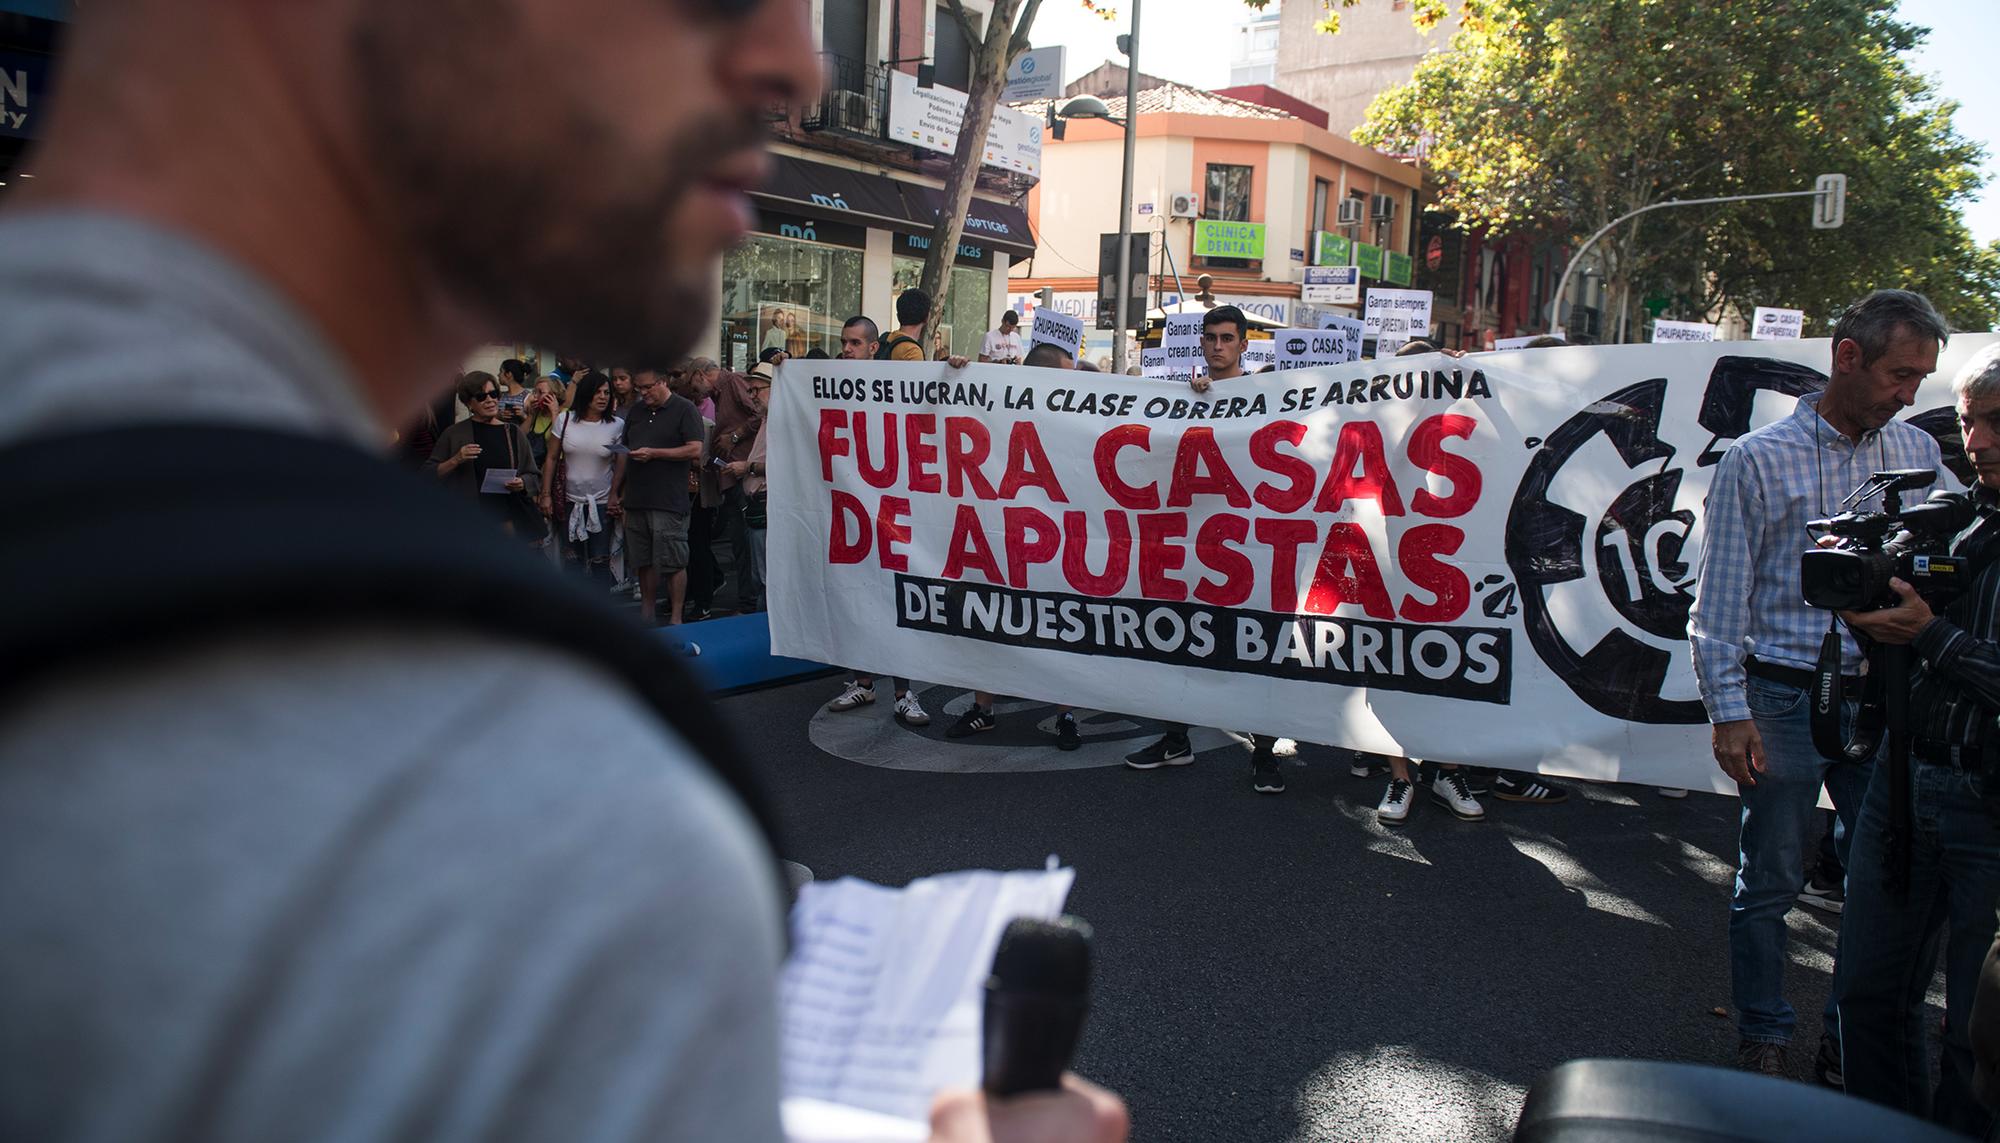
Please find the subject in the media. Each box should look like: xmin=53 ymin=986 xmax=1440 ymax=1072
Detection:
xmin=917 ymin=0 xmax=1040 ymax=354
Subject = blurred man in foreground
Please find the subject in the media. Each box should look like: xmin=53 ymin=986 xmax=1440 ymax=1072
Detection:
xmin=0 ymin=2 xmax=1122 ymax=1140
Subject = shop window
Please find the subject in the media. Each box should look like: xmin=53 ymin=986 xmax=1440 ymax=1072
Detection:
xmin=891 ymin=258 xmax=993 ymax=361
xmin=934 ymin=5 xmax=974 ymax=91
xmin=719 ymin=234 xmax=864 ymax=372
xmin=1202 ymin=163 xmax=1255 ymax=271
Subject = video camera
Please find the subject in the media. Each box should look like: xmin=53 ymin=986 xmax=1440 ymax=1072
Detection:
xmin=1800 ymin=469 xmax=1973 ymax=612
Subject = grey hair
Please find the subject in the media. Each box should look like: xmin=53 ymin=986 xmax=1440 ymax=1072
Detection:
xmin=1831 ymin=289 xmax=1951 ymax=366
xmin=1953 ymin=344 xmax=2000 ymax=402
xmin=687 ymin=356 xmax=717 ymax=373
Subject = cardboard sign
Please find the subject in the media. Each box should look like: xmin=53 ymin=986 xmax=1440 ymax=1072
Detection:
xmin=1652 ymin=319 xmax=1717 ymax=343
xmin=1273 ymin=326 xmax=1362 ymax=370
xmin=1302 ymin=265 xmax=1361 ymax=305
xmin=1160 ymin=312 xmax=1206 ymax=374
xmin=1028 ymin=309 xmax=1085 ymax=358
xmin=1362 ymin=288 xmax=1433 ymax=340
xmin=1241 ymin=339 xmax=1277 ymax=372
xmin=1752 ymin=306 xmax=1805 ymax=340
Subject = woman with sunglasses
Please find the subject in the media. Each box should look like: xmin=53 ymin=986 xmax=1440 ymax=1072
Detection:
xmin=424 ymin=370 xmax=541 ymax=534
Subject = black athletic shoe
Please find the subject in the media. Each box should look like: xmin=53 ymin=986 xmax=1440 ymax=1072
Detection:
xmin=1492 ymin=773 xmax=1569 ymax=803
xmin=946 ymin=707 xmax=997 ymax=738
xmin=1252 ymin=756 xmax=1285 ymax=794
xmin=1799 ymin=867 xmax=1845 ymax=914
xmin=1125 ymin=734 xmax=1193 ymax=769
xmin=1350 ymin=754 xmax=1389 ymax=779
xmin=1056 ymin=713 xmax=1081 ymax=751
xmin=1460 ymin=766 xmax=1496 ymax=797
xmin=1813 ymin=1031 xmax=1844 ymax=1089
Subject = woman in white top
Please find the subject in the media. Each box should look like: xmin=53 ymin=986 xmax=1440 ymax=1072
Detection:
xmin=538 ymin=371 xmax=626 ymax=586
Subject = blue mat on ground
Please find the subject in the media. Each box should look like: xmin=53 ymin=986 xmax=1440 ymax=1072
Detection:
xmin=655 ymin=611 xmax=834 ymax=694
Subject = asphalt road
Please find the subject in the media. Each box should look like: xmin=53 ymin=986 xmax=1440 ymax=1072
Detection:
xmin=719 ymin=677 xmax=1858 ymax=1142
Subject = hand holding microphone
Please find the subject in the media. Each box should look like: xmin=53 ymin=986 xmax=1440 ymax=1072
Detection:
xmin=926 ymin=916 xmax=1126 ymax=1143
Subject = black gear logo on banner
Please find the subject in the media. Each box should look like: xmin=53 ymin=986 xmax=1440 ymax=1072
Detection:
xmin=1503 ymin=357 xmax=1835 ymax=724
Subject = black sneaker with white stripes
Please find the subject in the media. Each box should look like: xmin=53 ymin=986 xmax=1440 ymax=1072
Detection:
xmin=1492 ymin=772 xmax=1569 ymax=804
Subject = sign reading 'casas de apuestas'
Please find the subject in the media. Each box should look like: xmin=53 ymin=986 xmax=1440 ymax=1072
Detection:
xmin=1193 ymin=220 xmax=1265 ymax=260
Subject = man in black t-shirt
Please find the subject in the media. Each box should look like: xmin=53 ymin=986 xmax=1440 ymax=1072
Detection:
xmin=614 ymin=369 xmax=705 ymax=625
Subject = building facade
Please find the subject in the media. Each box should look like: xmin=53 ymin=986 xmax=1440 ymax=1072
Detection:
xmin=1272 ymin=0 xmax=1460 ymax=139
xmin=1009 ymin=73 xmax=1419 ymax=352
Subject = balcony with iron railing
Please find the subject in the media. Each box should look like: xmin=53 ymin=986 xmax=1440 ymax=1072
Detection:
xmin=800 ymin=52 xmax=889 ymax=141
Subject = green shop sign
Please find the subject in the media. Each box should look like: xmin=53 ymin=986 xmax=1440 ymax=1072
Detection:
xmin=1385 ymin=250 xmax=1413 ymax=286
xmin=1355 ymin=242 xmax=1384 ymax=279
xmin=1313 ymin=231 xmax=1352 ymax=267
xmin=1194 ymin=220 xmax=1266 ymax=260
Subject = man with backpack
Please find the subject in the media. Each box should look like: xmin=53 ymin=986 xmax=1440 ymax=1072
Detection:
xmin=880 ymin=288 xmax=970 ymax=367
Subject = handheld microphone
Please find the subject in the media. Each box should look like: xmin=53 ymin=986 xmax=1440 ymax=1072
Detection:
xmin=980 ymin=916 xmax=1093 ymax=1097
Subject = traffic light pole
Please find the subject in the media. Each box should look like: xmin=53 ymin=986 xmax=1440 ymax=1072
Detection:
xmin=1549 ymin=181 xmax=1841 ymax=341
xmin=1111 ymin=0 xmax=1140 ymax=374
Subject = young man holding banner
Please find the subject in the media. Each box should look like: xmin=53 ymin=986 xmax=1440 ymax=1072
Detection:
xmin=1125 ymin=306 xmax=1293 ymax=794
xmin=1689 ymin=289 xmax=1952 ymax=1082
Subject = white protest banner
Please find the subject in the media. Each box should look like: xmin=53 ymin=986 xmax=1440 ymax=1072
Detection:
xmin=1362 ymin=288 xmax=1433 ymax=340
xmin=1273 ymin=327 xmax=1360 ymax=370
xmin=1241 ymin=339 xmax=1277 ymax=372
xmin=1652 ymin=319 xmax=1717 ymax=342
xmin=769 ymin=335 xmax=1998 ymax=792
xmin=1752 ymin=306 xmax=1805 ymax=340
xmin=1494 ymin=335 xmax=1540 ymax=351
xmin=1302 ymin=265 xmax=1360 ymax=306
xmin=1028 ymin=309 xmax=1085 ymax=360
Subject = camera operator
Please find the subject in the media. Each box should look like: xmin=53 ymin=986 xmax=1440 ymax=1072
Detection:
xmin=1689 ymin=289 xmax=1952 ymax=1082
xmin=1832 ymin=343 xmax=2000 ymax=1135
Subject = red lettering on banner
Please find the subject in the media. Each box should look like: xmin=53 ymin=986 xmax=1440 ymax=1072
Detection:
xmin=998 ymin=423 xmax=1069 ymax=502
xmin=877 ymin=495 xmax=912 ymax=572
xmin=905 ymin=414 xmax=941 ymax=494
xmin=1062 ymin=510 xmax=1131 ymax=595
xmin=941 ymin=503 xmax=1004 ymax=584
xmin=1409 ymin=414 xmax=1482 ymax=518
xmin=1249 ymin=421 xmax=1314 ymax=513
xmin=1167 ymin=427 xmax=1252 ymax=509
xmin=1314 ymin=422 xmax=1406 ymax=516
xmin=829 ymin=490 xmax=870 ymax=564
xmin=1255 ymin=517 xmax=1318 ymax=612
xmin=1003 ymin=506 xmax=1061 ymax=588
xmin=1136 ymin=513 xmax=1189 ymax=601
xmin=818 ymin=409 xmax=850 ymax=484
xmin=1193 ymin=514 xmax=1253 ymax=607
xmin=944 ymin=417 xmax=1000 ymax=500
xmin=1093 ymin=425 xmax=1158 ymax=510
xmin=854 ymin=413 xmax=898 ymax=489
xmin=1399 ymin=523 xmax=1469 ymax=622
xmin=1303 ymin=522 xmax=1395 ymax=619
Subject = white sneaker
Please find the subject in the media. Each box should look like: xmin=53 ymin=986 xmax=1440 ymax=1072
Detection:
xmin=894 ymin=692 xmax=930 ymax=727
xmin=827 ymin=681 xmax=875 ymax=712
xmin=1429 ymin=769 xmax=1486 ymax=821
xmin=1377 ymin=777 xmax=1414 ymax=824
xmin=1271 ymin=737 xmax=1299 ymax=758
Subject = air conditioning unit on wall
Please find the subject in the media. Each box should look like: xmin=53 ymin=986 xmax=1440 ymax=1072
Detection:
xmin=1168 ymin=192 xmax=1199 ymax=219
xmin=1370 ymin=193 xmax=1397 ymax=221
xmin=1336 ymin=198 xmax=1364 ymax=226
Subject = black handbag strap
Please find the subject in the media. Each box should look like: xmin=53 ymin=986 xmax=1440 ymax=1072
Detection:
xmin=0 ymin=423 xmax=779 ymax=855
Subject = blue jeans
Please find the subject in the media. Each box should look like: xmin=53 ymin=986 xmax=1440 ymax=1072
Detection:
xmin=1835 ymin=756 xmax=2000 ymax=1136
xmin=1730 ymin=675 xmax=1874 ymax=1045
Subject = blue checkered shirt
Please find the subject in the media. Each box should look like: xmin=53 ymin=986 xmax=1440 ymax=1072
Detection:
xmin=1688 ymin=391 xmax=1949 ymax=724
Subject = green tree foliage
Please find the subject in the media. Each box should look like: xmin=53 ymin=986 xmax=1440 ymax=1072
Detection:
xmin=1350 ymin=0 xmax=1998 ymax=338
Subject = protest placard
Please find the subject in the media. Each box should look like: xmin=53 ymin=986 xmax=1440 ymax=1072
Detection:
xmin=1652 ymin=319 xmax=1717 ymax=343
xmin=1751 ymin=307 xmax=1805 ymax=340
xmin=1273 ymin=326 xmax=1361 ymax=370
xmin=1362 ymin=288 xmax=1433 ymax=341
xmin=1241 ymin=339 xmax=1276 ymax=372
xmin=1028 ymin=309 xmax=1085 ymax=359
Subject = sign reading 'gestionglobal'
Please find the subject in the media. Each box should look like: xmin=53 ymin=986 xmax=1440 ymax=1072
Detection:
xmin=764 ymin=334 xmax=2000 ymax=792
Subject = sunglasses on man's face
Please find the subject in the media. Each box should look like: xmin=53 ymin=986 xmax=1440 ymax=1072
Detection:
xmin=474 ymin=389 xmax=499 ymax=400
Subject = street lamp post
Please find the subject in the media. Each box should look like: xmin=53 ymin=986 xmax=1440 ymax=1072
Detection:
xmin=1111 ymin=0 xmax=1140 ymax=375
xmin=1549 ymin=177 xmax=1846 ymax=340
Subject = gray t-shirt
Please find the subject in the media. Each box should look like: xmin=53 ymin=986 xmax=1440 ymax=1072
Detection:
xmin=0 ymin=212 xmax=786 ymax=1142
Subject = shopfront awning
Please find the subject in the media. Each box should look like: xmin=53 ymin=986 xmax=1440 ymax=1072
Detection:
xmin=753 ymin=153 xmax=1036 ymax=261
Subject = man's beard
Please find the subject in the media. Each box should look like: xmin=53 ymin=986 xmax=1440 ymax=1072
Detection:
xmin=351 ymin=1 xmax=764 ymax=365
